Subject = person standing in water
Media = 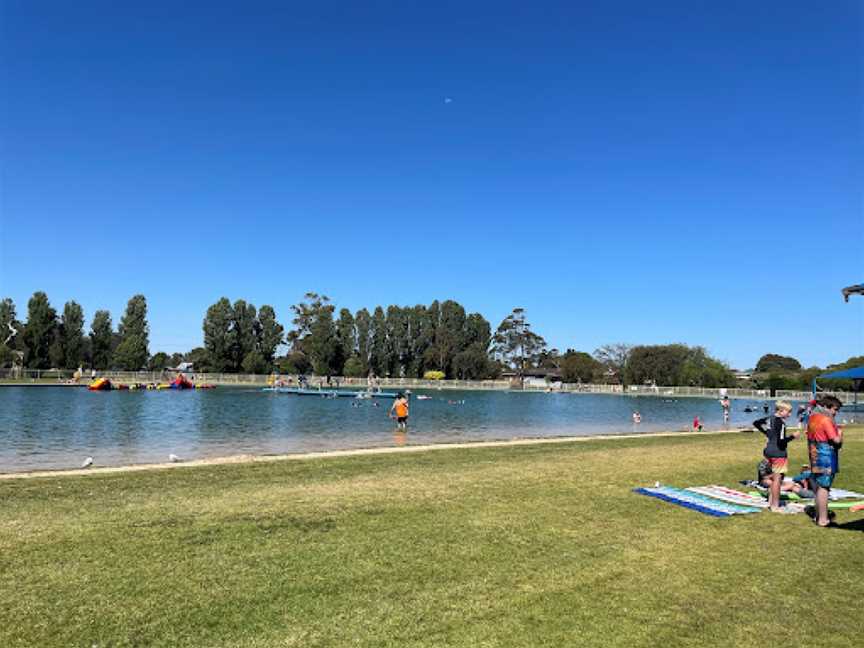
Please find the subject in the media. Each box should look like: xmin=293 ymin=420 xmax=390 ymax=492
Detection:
xmin=390 ymin=393 xmax=410 ymax=431
xmin=720 ymin=395 xmax=731 ymax=424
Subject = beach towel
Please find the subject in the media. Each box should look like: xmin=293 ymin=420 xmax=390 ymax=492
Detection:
xmin=687 ymin=486 xmax=770 ymax=508
xmin=634 ymin=486 xmax=762 ymax=517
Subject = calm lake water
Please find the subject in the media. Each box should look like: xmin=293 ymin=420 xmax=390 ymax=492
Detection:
xmin=0 ymin=386 xmax=817 ymax=473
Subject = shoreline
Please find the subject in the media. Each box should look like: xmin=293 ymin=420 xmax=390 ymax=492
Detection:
xmin=0 ymin=426 xmax=749 ymax=480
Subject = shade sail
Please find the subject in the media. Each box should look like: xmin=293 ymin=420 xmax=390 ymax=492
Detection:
xmin=818 ymin=366 xmax=864 ymax=380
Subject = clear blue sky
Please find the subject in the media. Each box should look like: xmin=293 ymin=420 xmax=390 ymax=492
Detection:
xmin=1 ymin=1 xmax=861 ymax=369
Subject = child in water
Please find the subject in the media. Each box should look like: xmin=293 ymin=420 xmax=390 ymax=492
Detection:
xmin=389 ymin=393 xmax=409 ymax=431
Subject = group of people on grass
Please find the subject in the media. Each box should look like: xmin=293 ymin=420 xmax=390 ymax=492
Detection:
xmin=754 ymin=395 xmax=844 ymax=527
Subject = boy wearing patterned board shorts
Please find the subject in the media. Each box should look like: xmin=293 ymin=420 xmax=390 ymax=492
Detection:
xmin=806 ymin=395 xmax=843 ymax=528
xmin=753 ymin=401 xmax=797 ymax=511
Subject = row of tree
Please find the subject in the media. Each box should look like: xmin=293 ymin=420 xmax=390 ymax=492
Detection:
xmin=3 ymin=291 xmax=858 ymax=389
xmin=203 ymin=293 xmax=500 ymax=379
xmin=0 ymin=293 xmax=151 ymax=371
xmin=749 ymin=353 xmax=862 ymax=392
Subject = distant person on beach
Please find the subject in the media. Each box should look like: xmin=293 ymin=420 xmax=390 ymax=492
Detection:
xmin=390 ymin=393 xmax=409 ymax=431
xmin=632 ymin=411 xmax=641 ymax=427
xmin=692 ymin=416 xmax=703 ymax=432
xmin=753 ymin=400 xmax=798 ymax=512
xmin=720 ymin=395 xmax=731 ymax=424
xmin=806 ymin=395 xmax=843 ymax=527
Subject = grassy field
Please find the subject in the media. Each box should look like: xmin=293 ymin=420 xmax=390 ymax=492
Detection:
xmin=1 ymin=428 xmax=862 ymax=648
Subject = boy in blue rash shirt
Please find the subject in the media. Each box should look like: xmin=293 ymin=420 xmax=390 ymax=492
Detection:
xmin=753 ymin=400 xmax=798 ymax=511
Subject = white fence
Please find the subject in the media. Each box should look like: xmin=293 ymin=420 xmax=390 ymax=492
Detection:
xmin=0 ymin=368 xmax=859 ymax=403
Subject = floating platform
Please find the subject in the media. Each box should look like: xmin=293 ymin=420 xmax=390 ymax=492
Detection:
xmin=262 ymin=387 xmax=399 ymax=399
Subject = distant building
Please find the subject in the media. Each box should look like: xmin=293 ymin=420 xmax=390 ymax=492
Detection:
xmin=168 ymin=362 xmax=194 ymax=373
xmin=501 ymin=368 xmax=563 ymax=388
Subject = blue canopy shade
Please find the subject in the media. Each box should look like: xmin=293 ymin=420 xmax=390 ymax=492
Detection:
xmin=818 ymin=366 xmax=864 ymax=380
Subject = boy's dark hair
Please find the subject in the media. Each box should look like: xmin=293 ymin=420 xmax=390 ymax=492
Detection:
xmin=817 ymin=395 xmax=843 ymax=410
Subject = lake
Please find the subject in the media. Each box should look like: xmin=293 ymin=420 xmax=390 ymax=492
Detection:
xmin=0 ymin=386 xmax=814 ymax=473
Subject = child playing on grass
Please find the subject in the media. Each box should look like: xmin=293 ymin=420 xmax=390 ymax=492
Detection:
xmin=756 ymin=460 xmax=813 ymax=500
xmin=806 ymin=395 xmax=843 ymax=527
xmin=753 ymin=400 xmax=798 ymax=512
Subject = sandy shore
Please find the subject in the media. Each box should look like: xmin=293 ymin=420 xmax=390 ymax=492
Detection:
xmin=0 ymin=427 xmax=748 ymax=480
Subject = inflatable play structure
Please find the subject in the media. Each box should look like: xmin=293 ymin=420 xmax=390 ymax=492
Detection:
xmin=88 ymin=377 xmax=112 ymax=391
xmin=88 ymin=373 xmax=214 ymax=391
xmin=155 ymin=373 xmax=215 ymax=390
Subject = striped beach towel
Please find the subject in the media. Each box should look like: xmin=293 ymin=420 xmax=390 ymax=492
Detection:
xmin=634 ymin=486 xmax=762 ymax=517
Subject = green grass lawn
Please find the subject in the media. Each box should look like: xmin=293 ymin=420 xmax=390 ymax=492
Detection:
xmin=2 ymin=428 xmax=862 ymax=648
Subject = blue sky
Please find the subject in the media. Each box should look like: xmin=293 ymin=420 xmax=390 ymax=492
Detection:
xmin=1 ymin=1 xmax=861 ymax=369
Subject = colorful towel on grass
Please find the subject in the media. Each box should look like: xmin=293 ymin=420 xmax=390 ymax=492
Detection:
xmin=634 ymin=486 xmax=762 ymax=517
xmin=745 ymin=482 xmax=864 ymax=502
xmin=826 ymin=488 xmax=864 ymax=501
xmin=746 ymin=491 xmax=864 ymax=511
xmin=687 ymin=486 xmax=770 ymax=509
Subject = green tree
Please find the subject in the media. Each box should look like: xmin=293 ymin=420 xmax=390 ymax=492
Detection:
xmin=755 ymin=354 xmax=802 ymax=373
xmin=386 ymin=305 xmax=408 ymax=377
xmin=452 ymin=312 xmax=493 ymax=379
xmin=90 ymin=310 xmax=114 ymax=370
xmin=278 ymin=350 xmax=312 ymax=375
xmin=257 ymin=305 xmax=284 ymax=369
xmin=342 ymin=356 xmax=365 ymax=377
xmin=0 ymin=298 xmax=22 ymax=367
xmin=113 ymin=295 xmax=150 ymax=370
xmin=287 ymin=293 xmax=336 ymax=374
xmin=625 ymin=344 xmax=735 ymax=387
xmin=593 ymin=343 xmax=632 ymax=384
xmin=625 ymin=344 xmax=691 ymax=386
xmin=22 ymin=292 xmax=57 ymax=369
xmin=287 ymin=292 xmax=323 ymax=351
xmin=678 ymin=347 xmax=736 ymax=387
xmin=203 ymin=298 xmax=234 ymax=372
xmin=435 ymin=301 xmax=468 ymax=377
xmin=561 ymin=350 xmax=602 ymax=383
xmin=49 ymin=334 xmax=64 ymax=369
xmin=335 ymin=308 xmax=356 ymax=375
xmin=169 ymin=352 xmax=184 ymax=368
xmin=148 ymin=352 xmax=170 ymax=370
xmin=492 ymin=307 xmax=547 ymax=375
xmin=230 ymin=300 xmax=258 ymax=372
xmin=354 ymin=308 xmax=372 ymax=376
xmin=369 ymin=306 xmax=389 ymax=376
xmin=308 ymin=301 xmax=338 ymax=375
xmin=242 ymin=349 xmax=268 ymax=374
xmin=407 ymin=305 xmax=432 ymax=378
xmin=60 ymin=301 xmax=85 ymax=369
xmin=184 ymin=347 xmax=210 ymax=371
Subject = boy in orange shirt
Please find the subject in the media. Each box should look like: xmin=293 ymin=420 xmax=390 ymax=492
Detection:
xmin=806 ymin=396 xmax=843 ymax=527
xmin=389 ymin=393 xmax=410 ymax=431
